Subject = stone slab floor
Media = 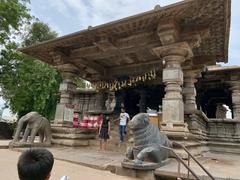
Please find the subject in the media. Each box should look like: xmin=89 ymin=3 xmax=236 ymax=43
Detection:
xmin=2 ymin=142 xmax=240 ymax=179
xmin=156 ymin=152 xmax=240 ymax=179
xmin=0 ymin=149 xmax=137 ymax=180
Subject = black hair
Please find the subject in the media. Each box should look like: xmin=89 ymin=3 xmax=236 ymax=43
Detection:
xmin=17 ymin=148 xmax=54 ymax=180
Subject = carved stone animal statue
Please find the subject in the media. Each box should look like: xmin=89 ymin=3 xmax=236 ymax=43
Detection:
xmin=127 ymin=113 xmax=172 ymax=164
xmin=10 ymin=112 xmax=51 ymax=145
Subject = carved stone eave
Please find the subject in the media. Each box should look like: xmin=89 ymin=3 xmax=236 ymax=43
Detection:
xmin=18 ymin=0 xmax=231 ymax=82
xmin=93 ymin=38 xmax=117 ymax=52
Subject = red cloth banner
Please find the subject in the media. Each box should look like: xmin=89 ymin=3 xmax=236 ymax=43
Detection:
xmin=79 ymin=114 xmax=103 ymax=129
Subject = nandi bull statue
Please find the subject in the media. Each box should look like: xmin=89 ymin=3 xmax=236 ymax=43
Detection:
xmin=10 ymin=112 xmax=51 ymax=146
xmin=122 ymin=113 xmax=172 ymax=169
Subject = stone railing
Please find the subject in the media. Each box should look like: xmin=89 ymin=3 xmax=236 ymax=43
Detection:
xmin=207 ymin=119 xmax=240 ymax=143
xmin=186 ymin=110 xmax=209 ymax=139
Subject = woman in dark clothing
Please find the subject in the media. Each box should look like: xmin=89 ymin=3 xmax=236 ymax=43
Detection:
xmin=99 ymin=115 xmax=111 ymax=151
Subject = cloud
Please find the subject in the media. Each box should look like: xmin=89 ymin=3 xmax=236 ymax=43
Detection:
xmin=48 ymin=0 xmax=183 ymax=29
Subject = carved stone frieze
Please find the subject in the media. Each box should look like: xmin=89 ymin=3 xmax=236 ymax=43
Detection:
xmin=19 ymin=0 xmax=230 ymax=82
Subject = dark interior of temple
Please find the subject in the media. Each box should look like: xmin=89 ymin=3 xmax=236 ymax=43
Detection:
xmin=197 ymin=88 xmax=232 ymax=118
xmin=116 ymin=85 xmax=165 ymax=117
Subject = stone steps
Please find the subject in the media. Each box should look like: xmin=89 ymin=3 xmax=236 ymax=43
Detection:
xmin=51 ymin=139 xmax=89 ymax=146
xmin=51 ymin=125 xmax=97 ymax=147
xmin=52 ymin=133 xmax=95 ymax=140
xmin=89 ymin=125 xmax=131 ymax=153
xmin=51 ymin=125 xmax=96 ymax=134
xmin=50 ymin=123 xmax=131 ymax=150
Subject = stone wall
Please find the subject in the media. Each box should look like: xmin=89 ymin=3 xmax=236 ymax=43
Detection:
xmin=205 ymin=119 xmax=240 ymax=154
xmin=73 ymin=90 xmax=105 ymax=115
xmin=208 ymin=119 xmax=240 ymax=142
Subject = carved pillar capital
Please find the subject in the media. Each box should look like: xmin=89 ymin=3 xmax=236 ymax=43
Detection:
xmin=58 ymin=64 xmax=78 ymax=104
xmin=157 ymin=22 xmax=179 ymax=45
xmin=152 ymin=42 xmax=193 ymax=60
xmin=49 ymin=51 xmax=66 ymax=66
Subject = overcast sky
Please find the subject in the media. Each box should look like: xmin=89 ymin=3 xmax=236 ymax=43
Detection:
xmin=1 ymin=0 xmax=239 ymax=118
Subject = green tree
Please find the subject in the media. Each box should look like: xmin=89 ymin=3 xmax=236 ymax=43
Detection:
xmin=0 ymin=22 xmax=61 ymax=119
xmin=22 ymin=21 xmax=57 ymax=46
xmin=0 ymin=0 xmax=31 ymax=44
xmin=75 ymin=77 xmax=86 ymax=89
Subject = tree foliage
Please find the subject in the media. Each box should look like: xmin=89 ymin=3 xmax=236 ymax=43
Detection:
xmin=0 ymin=0 xmax=31 ymax=44
xmin=0 ymin=22 xmax=61 ymax=119
xmin=22 ymin=22 xmax=57 ymax=46
xmin=75 ymin=77 xmax=86 ymax=89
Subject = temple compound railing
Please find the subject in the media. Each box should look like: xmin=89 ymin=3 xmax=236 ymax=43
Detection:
xmin=161 ymin=142 xmax=215 ymax=180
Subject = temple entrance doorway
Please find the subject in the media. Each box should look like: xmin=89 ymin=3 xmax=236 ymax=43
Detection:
xmin=117 ymin=84 xmax=165 ymax=117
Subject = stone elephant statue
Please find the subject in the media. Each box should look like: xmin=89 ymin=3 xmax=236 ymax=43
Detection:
xmin=11 ymin=112 xmax=51 ymax=145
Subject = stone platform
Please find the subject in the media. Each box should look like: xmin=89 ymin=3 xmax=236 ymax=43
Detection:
xmin=51 ymin=125 xmax=97 ymax=146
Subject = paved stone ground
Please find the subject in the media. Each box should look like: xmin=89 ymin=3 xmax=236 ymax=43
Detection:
xmin=46 ymin=146 xmax=125 ymax=170
xmin=2 ymin=140 xmax=240 ymax=179
xmin=0 ymin=149 xmax=137 ymax=180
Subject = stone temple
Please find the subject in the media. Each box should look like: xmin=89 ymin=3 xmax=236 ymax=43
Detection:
xmin=19 ymin=0 xmax=240 ymax=178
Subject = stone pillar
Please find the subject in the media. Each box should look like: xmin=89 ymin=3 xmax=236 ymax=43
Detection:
xmin=153 ymin=42 xmax=192 ymax=131
xmin=59 ymin=72 xmax=76 ymax=104
xmin=215 ymin=104 xmax=227 ymax=119
xmin=54 ymin=64 xmax=78 ymax=125
xmin=139 ymin=90 xmax=147 ymax=113
xmin=230 ymin=82 xmax=240 ymax=120
xmin=183 ymin=70 xmax=198 ymax=114
xmin=95 ymin=92 xmax=104 ymax=111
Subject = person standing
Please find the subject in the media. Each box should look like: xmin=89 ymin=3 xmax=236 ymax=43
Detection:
xmin=99 ymin=115 xmax=111 ymax=151
xmin=119 ymin=108 xmax=130 ymax=143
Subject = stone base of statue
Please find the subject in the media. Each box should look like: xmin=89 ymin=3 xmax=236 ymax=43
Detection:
xmin=121 ymin=158 xmax=163 ymax=170
xmin=119 ymin=159 xmax=170 ymax=180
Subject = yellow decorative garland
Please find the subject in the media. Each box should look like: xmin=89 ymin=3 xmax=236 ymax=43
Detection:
xmin=94 ymin=69 xmax=156 ymax=91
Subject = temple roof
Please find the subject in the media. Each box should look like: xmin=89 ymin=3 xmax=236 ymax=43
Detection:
xmin=19 ymin=0 xmax=231 ymax=82
xmin=207 ymin=65 xmax=240 ymax=72
xmin=197 ymin=65 xmax=240 ymax=91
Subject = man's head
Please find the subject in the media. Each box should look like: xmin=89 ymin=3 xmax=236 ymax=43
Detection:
xmin=17 ymin=148 xmax=54 ymax=180
xmin=121 ymin=108 xmax=125 ymax=113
